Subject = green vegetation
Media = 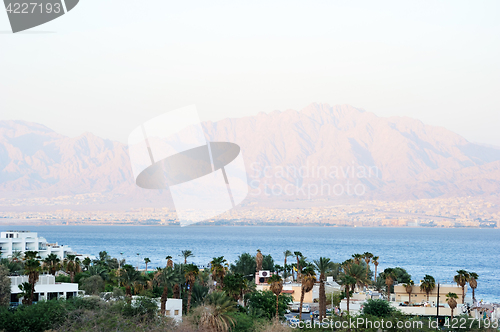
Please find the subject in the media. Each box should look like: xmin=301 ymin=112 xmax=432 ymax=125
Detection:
xmin=0 ymin=265 xmax=10 ymax=307
xmin=0 ymin=249 xmax=493 ymax=332
xmin=361 ymin=299 xmax=395 ymax=317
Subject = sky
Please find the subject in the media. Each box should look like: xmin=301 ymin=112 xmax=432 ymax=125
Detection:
xmin=1 ymin=0 xmax=499 ymax=145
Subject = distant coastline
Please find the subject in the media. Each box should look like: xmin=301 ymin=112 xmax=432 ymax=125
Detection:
xmin=1 ymin=218 xmax=499 ymax=228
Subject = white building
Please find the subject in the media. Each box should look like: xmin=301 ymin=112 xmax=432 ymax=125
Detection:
xmin=131 ymin=297 xmax=182 ymax=322
xmin=0 ymin=231 xmax=89 ymax=260
xmin=9 ymin=274 xmax=82 ymax=306
xmin=164 ymin=298 xmax=183 ymax=321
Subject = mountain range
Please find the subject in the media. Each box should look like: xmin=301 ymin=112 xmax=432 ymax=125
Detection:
xmin=2 ymin=103 xmax=500 ymax=208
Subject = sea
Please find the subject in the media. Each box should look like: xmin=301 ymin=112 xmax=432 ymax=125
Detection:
xmin=2 ymin=226 xmax=499 ymax=303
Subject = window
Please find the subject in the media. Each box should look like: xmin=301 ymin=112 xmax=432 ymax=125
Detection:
xmin=174 ymin=310 xmax=179 ymax=315
xmin=166 ymin=310 xmax=171 ymax=315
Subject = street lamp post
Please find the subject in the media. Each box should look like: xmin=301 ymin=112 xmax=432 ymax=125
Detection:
xmin=436 ymin=282 xmax=440 ymax=320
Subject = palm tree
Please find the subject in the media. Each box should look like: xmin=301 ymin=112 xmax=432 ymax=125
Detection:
xmin=314 ymin=257 xmax=334 ymax=320
xmin=446 ymin=292 xmax=458 ymax=320
xmin=42 ymin=253 xmax=60 ymax=276
xmin=200 ymin=291 xmax=237 ymax=332
xmin=403 ymin=280 xmax=414 ymax=304
xmin=352 ymin=253 xmax=363 ymax=265
xmin=339 ymin=274 xmax=356 ymax=314
xmin=82 ymin=257 xmax=91 ymax=271
xmin=24 ymin=258 xmax=41 ymax=305
xmin=166 ymin=256 xmax=173 ymax=268
xmin=210 ymin=256 xmax=228 ymax=289
xmin=383 ymin=268 xmax=395 ymax=302
xmin=23 ymin=251 xmax=39 ymax=261
xmin=64 ymin=254 xmax=81 ymax=283
xmin=468 ymin=272 xmax=479 ymax=303
xmin=223 ymin=273 xmax=246 ymax=302
xmin=420 ymin=274 xmax=436 ymax=301
xmin=294 ymin=251 xmax=302 ymax=282
xmin=344 ymin=262 xmax=369 ymax=292
xmin=119 ymin=264 xmax=143 ymax=300
xmin=11 ymin=251 xmax=23 ymax=262
xmin=255 ymin=250 xmax=263 ymax=272
xmin=144 ymin=257 xmax=151 ymax=272
xmin=17 ymin=282 xmax=33 ymax=305
xmin=283 ymin=250 xmax=292 ymax=280
xmin=184 ymin=264 xmax=199 ymax=313
xmin=154 ymin=266 xmax=181 ymax=315
xmin=299 ymin=266 xmax=316 ymax=316
xmin=372 ymin=256 xmax=379 ymax=282
xmin=80 ymin=265 xmax=108 ymax=281
xmin=268 ymin=274 xmax=283 ymax=321
xmin=363 ymin=252 xmax=373 ymax=281
xmin=172 ymin=263 xmax=184 ymax=299
xmin=454 ymin=270 xmax=470 ymax=304
xmin=181 ymin=250 xmax=194 ymax=264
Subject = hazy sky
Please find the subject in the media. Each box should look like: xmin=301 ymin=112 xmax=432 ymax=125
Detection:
xmin=1 ymin=0 xmax=499 ymax=144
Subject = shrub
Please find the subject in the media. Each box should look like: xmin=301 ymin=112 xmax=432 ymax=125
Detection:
xmin=0 ymin=265 xmax=10 ymax=307
xmin=361 ymin=299 xmax=395 ymax=318
xmin=55 ymin=275 xmax=71 ymax=283
xmin=246 ymin=291 xmax=292 ymax=320
xmin=0 ymin=300 xmax=69 ymax=332
xmin=80 ymin=275 xmax=105 ymax=295
xmin=121 ymin=297 xmax=158 ymax=321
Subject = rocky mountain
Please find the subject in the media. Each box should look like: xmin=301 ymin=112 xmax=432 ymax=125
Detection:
xmin=0 ymin=120 xmax=132 ymax=195
xmin=1 ymin=104 xmax=500 ymax=206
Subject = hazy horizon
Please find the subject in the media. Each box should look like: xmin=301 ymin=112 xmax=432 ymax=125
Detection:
xmin=1 ymin=1 xmax=499 ymax=145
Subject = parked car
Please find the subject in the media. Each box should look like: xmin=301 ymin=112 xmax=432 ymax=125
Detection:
xmin=302 ymin=304 xmax=311 ymax=313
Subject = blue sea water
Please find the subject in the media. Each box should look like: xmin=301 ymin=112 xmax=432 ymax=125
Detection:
xmin=2 ymin=226 xmax=499 ymax=303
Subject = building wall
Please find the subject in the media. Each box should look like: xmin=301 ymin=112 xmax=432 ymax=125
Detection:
xmin=9 ymin=275 xmax=80 ymax=305
xmin=0 ymin=231 xmax=77 ymax=260
xmin=258 ymin=283 xmax=314 ymax=303
xmin=134 ymin=297 xmax=182 ymax=321
xmin=390 ymin=302 xmax=464 ymax=317
xmin=165 ymin=299 xmax=183 ymax=321
xmin=394 ymin=284 xmax=466 ymax=304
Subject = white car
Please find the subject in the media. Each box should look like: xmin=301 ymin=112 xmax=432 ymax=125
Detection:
xmin=302 ymin=304 xmax=311 ymax=313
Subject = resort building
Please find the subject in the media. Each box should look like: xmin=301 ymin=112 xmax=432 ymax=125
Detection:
xmin=257 ymin=277 xmax=341 ymax=303
xmin=393 ymin=283 xmax=467 ymax=305
xmin=0 ymin=231 xmax=90 ymax=260
xmin=9 ymin=275 xmax=82 ymax=306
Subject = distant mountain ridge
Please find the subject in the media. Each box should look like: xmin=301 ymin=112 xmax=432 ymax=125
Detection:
xmin=1 ymin=104 xmax=500 ymax=206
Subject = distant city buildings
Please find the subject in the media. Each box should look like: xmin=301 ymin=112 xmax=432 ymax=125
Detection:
xmin=0 ymin=196 xmax=498 ymax=228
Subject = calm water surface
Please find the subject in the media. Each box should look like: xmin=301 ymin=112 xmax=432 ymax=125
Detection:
xmin=2 ymin=226 xmax=499 ymax=302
